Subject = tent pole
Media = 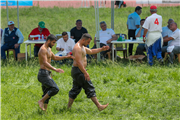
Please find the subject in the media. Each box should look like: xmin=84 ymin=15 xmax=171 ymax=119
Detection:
xmin=95 ymin=1 xmax=100 ymax=61
xmin=111 ymin=1 xmax=114 ymax=30
xmin=17 ymin=0 xmax=19 ymax=28
xmin=111 ymin=0 xmax=114 ymax=30
xmin=6 ymin=0 xmax=9 ymax=24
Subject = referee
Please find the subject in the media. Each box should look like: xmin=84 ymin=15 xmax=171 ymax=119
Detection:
xmin=127 ymin=6 xmax=142 ymax=55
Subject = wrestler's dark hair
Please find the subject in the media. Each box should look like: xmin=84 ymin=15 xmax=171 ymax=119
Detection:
xmin=46 ymin=34 xmax=57 ymax=41
xmin=81 ymin=33 xmax=92 ymax=40
xmin=76 ymin=19 xmax=82 ymax=23
xmin=62 ymin=32 xmax=68 ymax=36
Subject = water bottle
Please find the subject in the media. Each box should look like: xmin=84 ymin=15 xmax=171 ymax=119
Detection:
xmin=42 ymin=34 xmax=44 ymax=40
xmin=122 ymin=34 xmax=125 ymax=41
xmin=118 ymin=34 xmax=122 ymax=41
xmin=38 ymin=35 xmax=40 ymax=40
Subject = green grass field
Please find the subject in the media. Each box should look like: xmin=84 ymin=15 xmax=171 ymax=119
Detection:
xmin=1 ymin=6 xmax=180 ymax=120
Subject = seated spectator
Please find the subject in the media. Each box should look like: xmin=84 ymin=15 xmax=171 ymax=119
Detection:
xmin=0 ymin=28 xmax=3 ymax=46
xmin=56 ymin=32 xmax=75 ymax=64
xmin=135 ymin=19 xmax=147 ymax=55
xmin=28 ymin=21 xmax=50 ymax=57
xmin=92 ymin=21 xmax=118 ymax=58
xmin=70 ymin=19 xmax=88 ymax=43
xmin=56 ymin=32 xmax=75 ymax=55
xmin=1 ymin=21 xmax=24 ymax=60
xmin=162 ymin=19 xmax=174 ymax=47
xmin=162 ymin=22 xmax=180 ymax=64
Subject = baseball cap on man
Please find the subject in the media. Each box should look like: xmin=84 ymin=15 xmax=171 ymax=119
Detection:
xmin=135 ymin=6 xmax=142 ymax=11
xmin=150 ymin=5 xmax=157 ymax=9
xmin=8 ymin=21 xmax=14 ymax=25
xmin=39 ymin=21 xmax=45 ymax=28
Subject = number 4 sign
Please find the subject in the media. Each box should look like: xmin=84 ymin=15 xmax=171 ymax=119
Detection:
xmin=154 ymin=18 xmax=159 ymax=25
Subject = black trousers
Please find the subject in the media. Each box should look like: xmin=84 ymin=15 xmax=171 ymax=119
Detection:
xmin=69 ymin=67 xmax=96 ymax=99
xmin=128 ymin=29 xmax=136 ymax=55
xmin=38 ymin=69 xmax=59 ymax=104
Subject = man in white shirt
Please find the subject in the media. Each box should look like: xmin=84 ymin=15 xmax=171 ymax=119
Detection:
xmin=127 ymin=6 xmax=142 ymax=56
xmin=1 ymin=21 xmax=24 ymax=60
xmin=56 ymin=32 xmax=75 ymax=55
xmin=56 ymin=32 xmax=75 ymax=64
xmin=162 ymin=22 xmax=180 ymax=64
xmin=92 ymin=21 xmax=117 ymax=58
xmin=143 ymin=5 xmax=163 ymax=66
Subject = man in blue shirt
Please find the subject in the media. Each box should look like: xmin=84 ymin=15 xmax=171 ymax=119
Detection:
xmin=1 ymin=21 xmax=24 ymax=60
xmin=135 ymin=19 xmax=147 ymax=55
xmin=127 ymin=6 xmax=142 ymax=56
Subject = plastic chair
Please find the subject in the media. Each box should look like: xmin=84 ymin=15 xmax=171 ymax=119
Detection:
xmin=115 ymin=33 xmax=128 ymax=59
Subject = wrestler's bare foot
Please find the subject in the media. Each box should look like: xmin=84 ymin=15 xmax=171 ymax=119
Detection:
xmin=98 ymin=103 xmax=109 ymax=111
xmin=38 ymin=100 xmax=45 ymax=111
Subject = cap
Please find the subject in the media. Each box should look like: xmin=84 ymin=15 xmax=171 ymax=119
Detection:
xmin=135 ymin=6 xmax=142 ymax=11
xmin=8 ymin=21 xmax=14 ymax=25
xmin=150 ymin=5 xmax=157 ymax=9
xmin=38 ymin=21 xmax=45 ymax=28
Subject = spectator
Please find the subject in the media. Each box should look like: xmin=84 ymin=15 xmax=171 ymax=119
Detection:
xmin=1 ymin=21 xmax=24 ymax=60
xmin=56 ymin=32 xmax=75 ymax=64
xmin=28 ymin=21 xmax=50 ymax=57
xmin=115 ymin=1 xmax=124 ymax=8
xmin=0 ymin=28 xmax=3 ymax=46
xmin=127 ymin=6 xmax=142 ymax=56
xmin=162 ymin=22 xmax=180 ymax=64
xmin=162 ymin=19 xmax=174 ymax=47
xmin=142 ymin=5 xmax=163 ymax=66
xmin=135 ymin=19 xmax=147 ymax=55
xmin=70 ymin=19 xmax=88 ymax=43
xmin=92 ymin=21 xmax=118 ymax=58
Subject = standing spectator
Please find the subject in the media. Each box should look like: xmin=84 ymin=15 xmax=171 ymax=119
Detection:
xmin=162 ymin=22 xmax=180 ymax=64
xmin=1 ymin=21 xmax=24 ymax=60
xmin=115 ymin=1 xmax=123 ymax=8
xmin=162 ymin=19 xmax=174 ymax=46
xmin=28 ymin=21 xmax=50 ymax=57
xmin=70 ymin=19 xmax=88 ymax=43
xmin=127 ymin=6 xmax=142 ymax=56
xmin=91 ymin=21 xmax=118 ymax=58
xmin=142 ymin=5 xmax=163 ymax=66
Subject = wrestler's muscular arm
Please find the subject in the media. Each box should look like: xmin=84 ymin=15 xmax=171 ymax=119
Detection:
xmin=39 ymin=49 xmax=64 ymax=73
xmin=74 ymin=47 xmax=90 ymax=81
xmin=85 ymin=46 xmax=110 ymax=55
xmin=51 ymin=51 xmax=74 ymax=61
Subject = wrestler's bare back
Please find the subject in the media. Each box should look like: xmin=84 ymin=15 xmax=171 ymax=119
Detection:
xmin=38 ymin=44 xmax=52 ymax=71
xmin=72 ymin=43 xmax=87 ymax=68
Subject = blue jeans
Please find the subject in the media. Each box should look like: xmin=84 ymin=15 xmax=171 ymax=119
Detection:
xmin=146 ymin=38 xmax=162 ymax=66
xmin=34 ymin=46 xmax=40 ymax=57
xmin=1 ymin=44 xmax=20 ymax=60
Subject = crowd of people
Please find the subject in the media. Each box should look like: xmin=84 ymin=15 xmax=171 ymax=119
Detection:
xmin=1 ymin=5 xmax=180 ymax=65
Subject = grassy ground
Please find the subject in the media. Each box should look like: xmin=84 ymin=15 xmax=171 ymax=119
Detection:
xmin=1 ymin=6 xmax=180 ymax=120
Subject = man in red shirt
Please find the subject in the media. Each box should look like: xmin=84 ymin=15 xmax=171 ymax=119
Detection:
xmin=28 ymin=21 xmax=50 ymax=57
